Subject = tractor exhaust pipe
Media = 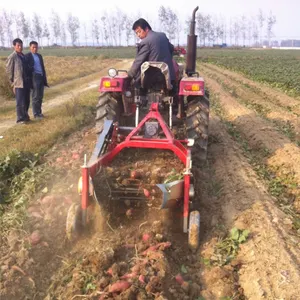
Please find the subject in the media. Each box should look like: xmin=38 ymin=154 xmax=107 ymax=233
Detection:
xmin=185 ymin=6 xmax=199 ymax=75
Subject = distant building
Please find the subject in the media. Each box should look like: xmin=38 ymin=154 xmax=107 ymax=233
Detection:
xmin=280 ymin=40 xmax=300 ymax=47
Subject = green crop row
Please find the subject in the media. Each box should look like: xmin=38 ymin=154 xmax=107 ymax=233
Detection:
xmin=197 ymin=48 xmax=300 ymax=98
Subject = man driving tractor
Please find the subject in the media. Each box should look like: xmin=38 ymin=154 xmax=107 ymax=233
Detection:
xmin=128 ymin=18 xmax=176 ymax=87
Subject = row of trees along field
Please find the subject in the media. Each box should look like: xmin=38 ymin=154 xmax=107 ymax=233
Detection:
xmin=0 ymin=6 xmax=276 ymax=48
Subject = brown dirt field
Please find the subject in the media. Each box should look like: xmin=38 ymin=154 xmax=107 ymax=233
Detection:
xmin=201 ymin=70 xmax=300 ymax=185
xmin=208 ymin=117 xmax=300 ymax=299
xmin=1 ymin=64 xmax=300 ymax=300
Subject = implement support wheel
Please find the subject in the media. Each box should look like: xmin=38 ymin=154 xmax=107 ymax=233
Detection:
xmin=188 ymin=210 xmax=200 ymax=251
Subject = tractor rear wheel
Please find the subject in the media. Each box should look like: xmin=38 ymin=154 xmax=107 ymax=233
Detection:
xmin=185 ymin=94 xmax=209 ymax=161
xmin=95 ymin=92 xmax=122 ymax=134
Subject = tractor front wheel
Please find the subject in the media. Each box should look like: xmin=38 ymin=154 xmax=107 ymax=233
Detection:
xmin=95 ymin=92 xmax=122 ymax=134
xmin=185 ymin=94 xmax=209 ymax=161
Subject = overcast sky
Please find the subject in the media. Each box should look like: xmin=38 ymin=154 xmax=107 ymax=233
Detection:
xmin=1 ymin=0 xmax=300 ymax=38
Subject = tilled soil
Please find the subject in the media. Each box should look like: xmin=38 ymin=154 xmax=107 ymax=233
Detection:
xmin=1 ymin=64 xmax=300 ymax=300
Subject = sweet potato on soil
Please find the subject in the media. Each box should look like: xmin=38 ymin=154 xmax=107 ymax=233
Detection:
xmin=130 ymin=169 xmax=143 ymax=179
xmin=142 ymin=233 xmax=151 ymax=242
xmin=175 ymin=274 xmax=184 ymax=285
xmin=108 ymin=280 xmax=131 ymax=293
xmin=120 ymin=272 xmax=137 ymax=280
xmin=29 ymin=230 xmax=42 ymax=245
xmin=72 ymin=153 xmax=80 ymax=160
xmin=143 ymin=189 xmax=150 ymax=198
xmin=106 ymin=268 xmax=113 ymax=276
xmin=139 ymin=274 xmax=146 ymax=284
xmin=56 ymin=157 xmax=63 ymax=163
xmin=142 ymin=242 xmax=171 ymax=255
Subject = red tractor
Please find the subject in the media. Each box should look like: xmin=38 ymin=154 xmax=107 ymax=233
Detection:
xmin=173 ymin=46 xmax=187 ymax=57
xmin=67 ymin=7 xmax=209 ymax=249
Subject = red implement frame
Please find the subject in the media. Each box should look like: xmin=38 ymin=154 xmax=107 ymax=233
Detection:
xmin=81 ymin=103 xmax=192 ymax=233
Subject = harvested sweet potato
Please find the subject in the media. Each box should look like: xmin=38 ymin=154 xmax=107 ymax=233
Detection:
xmin=175 ymin=273 xmax=184 ymax=285
xmin=142 ymin=242 xmax=171 ymax=255
xmin=142 ymin=233 xmax=151 ymax=242
xmin=143 ymin=189 xmax=150 ymax=198
xmin=139 ymin=274 xmax=146 ymax=284
xmin=120 ymin=272 xmax=137 ymax=279
xmin=106 ymin=268 xmax=113 ymax=276
xmin=108 ymin=280 xmax=131 ymax=293
xmin=130 ymin=169 xmax=143 ymax=179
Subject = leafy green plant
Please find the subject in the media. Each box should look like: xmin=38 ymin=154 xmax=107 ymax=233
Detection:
xmin=211 ymin=227 xmax=250 ymax=266
xmin=0 ymin=150 xmax=39 ymax=181
xmin=0 ymin=150 xmax=41 ymax=204
xmin=80 ymin=272 xmax=97 ymax=294
xmin=164 ymin=168 xmax=183 ymax=184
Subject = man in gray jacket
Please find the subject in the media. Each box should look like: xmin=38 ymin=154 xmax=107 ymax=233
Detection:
xmin=6 ymin=38 xmax=31 ymax=123
xmin=128 ymin=18 xmax=175 ymax=86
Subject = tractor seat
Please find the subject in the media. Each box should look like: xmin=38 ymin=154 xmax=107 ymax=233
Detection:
xmin=140 ymin=62 xmax=172 ymax=91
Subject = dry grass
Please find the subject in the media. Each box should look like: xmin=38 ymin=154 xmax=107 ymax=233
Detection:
xmin=0 ymin=71 xmax=107 ymax=121
xmin=0 ymin=62 xmax=14 ymax=99
xmin=44 ymin=56 xmax=116 ymax=86
xmin=0 ymin=56 xmax=115 ymax=101
xmin=0 ymin=90 xmax=98 ymax=158
xmin=0 ymin=57 xmax=116 ymax=119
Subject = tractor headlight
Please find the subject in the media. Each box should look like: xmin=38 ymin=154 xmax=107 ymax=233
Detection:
xmin=108 ymin=68 xmax=117 ymax=78
xmin=125 ymin=91 xmax=132 ymax=97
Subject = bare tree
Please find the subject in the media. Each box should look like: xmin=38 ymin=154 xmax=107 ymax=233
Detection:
xmin=204 ymin=15 xmax=215 ymax=46
xmin=32 ymin=13 xmax=43 ymax=44
xmin=222 ymin=19 xmax=227 ymax=44
xmin=204 ymin=15 xmax=213 ymax=46
xmin=266 ymin=11 xmax=276 ymax=47
xmin=247 ymin=18 xmax=252 ymax=46
xmin=232 ymin=19 xmax=240 ymax=46
xmin=51 ymin=10 xmax=61 ymax=45
xmin=196 ymin=13 xmax=205 ymax=46
xmin=2 ymin=10 xmax=13 ymax=46
xmin=124 ymin=15 xmax=133 ymax=46
xmin=100 ymin=15 xmax=109 ymax=46
xmin=18 ymin=12 xmax=29 ymax=44
xmin=215 ymin=17 xmax=224 ymax=44
xmin=83 ymin=23 xmax=88 ymax=46
xmin=43 ymin=22 xmax=50 ymax=46
xmin=228 ymin=18 xmax=233 ymax=45
xmin=184 ymin=18 xmax=191 ymax=35
xmin=67 ymin=14 xmax=80 ymax=46
xmin=0 ymin=16 xmax=5 ymax=47
xmin=60 ymin=22 xmax=67 ymax=46
xmin=116 ymin=9 xmax=126 ymax=46
xmin=92 ymin=19 xmax=100 ymax=46
xmin=175 ymin=17 xmax=182 ymax=46
xmin=252 ymin=20 xmax=259 ymax=46
xmin=240 ymin=15 xmax=247 ymax=46
xmin=158 ymin=6 xmax=177 ymax=42
xmin=13 ymin=13 xmax=20 ymax=37
xmin=257 ymin=9 xmax=265 ymax=46
xmin=109 ymin=14 xmax=118 ymax=46
xmin=27 ymin=19 xmax=35 ymax=41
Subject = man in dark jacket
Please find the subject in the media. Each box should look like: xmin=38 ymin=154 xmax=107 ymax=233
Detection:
xmin=128 ymin=18 xmax=175 ymax=85
xmin=6 ymin=38 xmax=31 ymax=123
xmin=26 ymin=41 xmax=48 ymax=119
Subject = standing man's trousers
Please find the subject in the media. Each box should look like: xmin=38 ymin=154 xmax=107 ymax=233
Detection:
xmin=32 ymin=73 xmax=45 ymax=117
xmin=15 ymin=87 xmax=30 ymax=122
